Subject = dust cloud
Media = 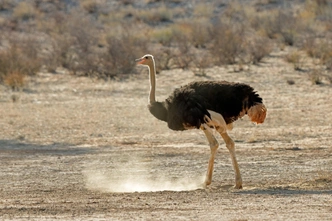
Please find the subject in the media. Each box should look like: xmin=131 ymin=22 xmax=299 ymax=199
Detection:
xmin=84 ymin=172 xmax=205 ymax=193
xmin=83 ymin=154 xmax=205 ymax=193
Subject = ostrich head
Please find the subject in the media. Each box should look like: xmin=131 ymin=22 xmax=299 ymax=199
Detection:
xmin=135 ymin=54 xmax=154 ymax=66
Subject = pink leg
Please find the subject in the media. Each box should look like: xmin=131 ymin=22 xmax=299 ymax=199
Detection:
xmin=219 ymin=132 xmax=243 ymax=189
xmin=201 ymin=126 xmax=219 ymax=186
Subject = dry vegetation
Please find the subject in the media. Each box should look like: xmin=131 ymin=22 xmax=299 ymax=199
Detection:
xmin=1 ymin=39 xmax=332 ymax=220
xmin=0 ymin=0 xmax=331 ymax=88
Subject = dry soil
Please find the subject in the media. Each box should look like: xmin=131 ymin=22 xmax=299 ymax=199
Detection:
xmin=0 ymin=49 xmax=331 ymax=220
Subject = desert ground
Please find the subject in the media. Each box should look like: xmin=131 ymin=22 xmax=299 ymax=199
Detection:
xmin=0 ymin=48 xmax=331 ymax=220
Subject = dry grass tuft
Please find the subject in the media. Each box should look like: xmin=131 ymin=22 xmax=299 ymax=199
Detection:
xmin=309 ymin=69 xmax=323 ymax=85
xmin=284 ymin=50 xmax=306 ymax=71
xmin=3 ymin=71 xmax=26 ymax=91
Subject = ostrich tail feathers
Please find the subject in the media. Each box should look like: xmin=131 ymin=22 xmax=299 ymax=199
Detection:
xmin=247 ymin=103 xmax=267 ymax=124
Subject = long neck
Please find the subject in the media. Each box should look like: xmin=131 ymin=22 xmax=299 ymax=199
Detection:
xmin=148 ymin=61 xmax=156 ymax=104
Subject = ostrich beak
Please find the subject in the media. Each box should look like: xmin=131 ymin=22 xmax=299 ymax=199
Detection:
xmin=135 ymin=57 xmax=145 ymax=65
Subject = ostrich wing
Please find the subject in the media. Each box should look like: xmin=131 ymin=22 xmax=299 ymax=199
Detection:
xmin=166 ymin=88 xmax=210 ymax=131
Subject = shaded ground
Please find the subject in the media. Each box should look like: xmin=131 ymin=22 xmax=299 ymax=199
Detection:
xmin=0 ymin=49 xmax=332 ymax=220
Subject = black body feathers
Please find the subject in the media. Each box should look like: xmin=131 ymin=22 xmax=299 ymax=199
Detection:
xmin=148 ymin=81 xmax=264 ymax=131
xmin=166 ymin=88 xmax=210 ymax=130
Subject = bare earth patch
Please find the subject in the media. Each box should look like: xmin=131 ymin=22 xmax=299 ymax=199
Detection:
xmin=0 ymin=50 xmax=331 ymax=220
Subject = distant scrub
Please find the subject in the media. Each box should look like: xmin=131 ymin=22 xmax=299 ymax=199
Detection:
xmin=0 ymin=0 xmax=331 ymax=86
xmin=13 ymin=1 xmax=38 ymax=21
xmin=284 ymin=50 xmax=306 ymax=71
xmin=3 ymin=71 xmax=26 ymax=91
xmin=135 ymin=4 xmax=173 ymax=25
xmin=0 ymin=36 xmax=41 ymax=89
xmin=209 ymin=21 xmax=246 ymax=65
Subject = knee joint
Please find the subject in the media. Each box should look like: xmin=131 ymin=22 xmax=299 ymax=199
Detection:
xmin=225 ymin=139 xmax=234 ymax=150
xmin=210 ymin=140 xmax=219 ymax=150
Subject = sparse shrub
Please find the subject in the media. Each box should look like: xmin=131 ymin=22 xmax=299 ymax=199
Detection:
xmin=318 ymin=42 xmax=332 ymax=68
xmin=3 ymin=71 xmax=26 ymax=90
xmin=80 ymin=0 xmax=99 ymax=14
xmin=209 ymin=21 xmax=246 ymax=65
xmin=37 ymin=11 xmax=68 ymax=35
xmin=0 ymin=0 xmax=13 ymax=11
xmin=136 ymin=4 xmax=173 ymax=25
xmin=309 ymin=69 xmax=323 ymax=85
xmin=192 ymin=49 xmax=213 ymax=76
xmin=223 ymin=1 xmax=247 ymax=23
xmin=151 ymin=27 xmax=175 ymax=46
xmin=103 ymin=36 xmax=133 ymax=77
xmin=305 ymin=0 xmax=330 ymax=20
xmin=0 ymin=0 xmax=331 ymax=82
xmin=284 ymin=50 xmax=305 ymax=71
xmin=278 ymin=13 xmax=303 ymax=46
xmin=42 ymin=10 xmax=102 ymax=76
xmin=325 ymin=57 xmax=332 ymax=71
xmin=0 ymin=49 xmax=14 ymax=81
xmin=252 ymin=9 xmax=303 ymax=46
xmin=102 ymin=33 xmax=147 ymax=78
xmin=151 ymin=20 xmax=212 ymax=49
xmin=173 ymin=40 xmax=194 ymax=69
xmin=303 ymin=38 xmax=332 ymax=69
xmin=193 ymin=3 xmax=214 ymax=18
xmin=67 ymin=13 xmax=100 ymax=75
xmin=185 ymin=19 xmax=211 ymax=48
xmin=302 ymin=35 xmax=318 ymax=58
xmin=13 ymin=2 xmax=38 ymax=21
xmin=44 ymin=34 xmax=75 ymax=72
xmin=0 ymin=36 xmax=41 ymax=85
xmin=38 ymin=8 xmax=149 ymax=78
xmin=153 ymin=47 xmax=174 ymax=72
xmin=326 ymin=73 xmax=332 ymax=84
xmin=247 ymin=36 xmax=273 ymax=64
xmin=171 ymin=25 xmax=195 ymax=69
xmin=37 ymin=11 xmax=77 ymax=72
xmin=250 ymin=10 xmax=280 ymax=39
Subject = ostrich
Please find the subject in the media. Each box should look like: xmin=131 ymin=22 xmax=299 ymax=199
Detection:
xmin=135 ymin=54 xmax=266 ymax=189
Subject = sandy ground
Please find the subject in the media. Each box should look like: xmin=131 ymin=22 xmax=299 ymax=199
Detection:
xmin=0 ymin=49 xmax=332 ymax=220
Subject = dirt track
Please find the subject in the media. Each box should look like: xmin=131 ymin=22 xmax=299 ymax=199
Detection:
xmin=0 ymin=49 xmax=332 ymax=220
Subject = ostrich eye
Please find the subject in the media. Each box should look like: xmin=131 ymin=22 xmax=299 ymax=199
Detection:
xmin=145 ymin=56 xmax=149 ymax=59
